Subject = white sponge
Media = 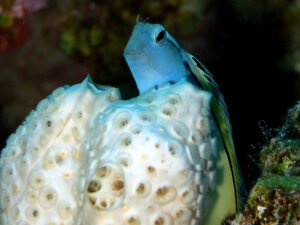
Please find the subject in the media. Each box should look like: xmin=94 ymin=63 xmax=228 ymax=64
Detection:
xmin=0 ymin=77 xmax=220 ymax=225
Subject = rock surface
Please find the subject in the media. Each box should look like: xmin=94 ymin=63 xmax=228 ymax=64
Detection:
xmin=224 ymin=102 xmax=300 ymax=225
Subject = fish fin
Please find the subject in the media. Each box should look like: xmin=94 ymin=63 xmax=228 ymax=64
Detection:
xmin=182 ymin=51 xmax=244 ymax=211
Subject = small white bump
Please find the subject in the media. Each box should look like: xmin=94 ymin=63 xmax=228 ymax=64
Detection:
xmin=161 ymin=105 xmax=176 ymax=117
xmin=1 ymin=164 xmax=13 ymax=185
xmin=96 ymin=123 xmax=107 ymax=134
xmin=195 ymin=208 xmax=201 ymax=219
xmin=175 ymin=207 xmax=192 ymax=223
xmin=95 ymin=166 xmax=112 ymax=179
xmin=26 ymin=206 xmax=41 ymax=222
xmin=166 ymin=93 xmax=181 ymax=105
xmin=20 ymin=135 xmax=28 ymax=152
xmin=72 ymin=108 xmax=84 ymax=122
xmin=8 ymin=148 xmax=18 ymax=158
xmin=198 ymin=142 xmax=212 ymax=160
xmin=39 ymin=186 xmax=58 ymax=209
xmin=154 ymin=186 xmax=177 ymax=205
xmin=97 ymin=196 xmax=116 ymax=210
xmin=137 ymin=93 xmax=156 ymax=105
xmin=15 ymin=125 xmax=25 ymax=137
xmin=25 ymin=190 xmax=39 ymax=204
xmin=72 ymin=147 xmax=79 ymax=160
xmin=36 ymin=98 xmax=50 ymax=114
xmin=52 ymin=87 xmax=65 ymax=100
xmin=186 ymin=145 xmax=200 ymax=165
xmin=43 ymin=156 xmax=56 ymax=170
xmin=197 ymin=117 xmax=210 ymax=136
xmin=42 ymin=117 xmax=55 ymax=133
xmin=113 ymin=111 xmax=131 ymax=130
xmin=167 ymin=140 xmax=184 ymax=157
xmin=106 ymin=89 xmax=120 ymax=102
xmin=87 ymin=179 xmax=102 ymax=193
xmin=12 ymin=180 xmax=21 ymax=193
xmin=191 ymin=218 xmax=199 ymax=225
xmin=207 ymin=160 xmax=214 ymax=171
xmin=38 ymin=135 xmax=50 ymax=148
xmin=197 ymin=195 xmax=204 ymax=207
xmin=125 ymin=215 xmax=140 ymax=225
xmin=181 ymin=189 xmax=196 ymax=205
xmin=153 ymin=212 xmax=173 ymax=225
xmin=71 ymin=127 xmax=81 ymax=142
xmin=27 ymin=116 xmax=38 ymax=132
xmin=15 ymin=155 xmax=29 ymax=175
xmin=131 ymin=126 xmax=142 ymax=135
xmin=0 ymin=190 xmax=10 ymax=209
xmin=211 ymin=137 xmax=218 ymax=158
xmin=194 ymin=171 xmax=205 ymax=185
xmin=172 ymin=122 xmax=189 ymax=139
xmin=194 ymin=164 xmax=202 ymax=172
xmin=199 ymin=182 xmax=209 ymax=195
xmin=190 ymin=131 xmax=204 ymax=144
xmin=10 ymin=205 xmax=20 ymax=221
xmin=117 ymin=153 xmax=133 ymax=168
xmin=146 ymin=166 xmax=156 ymax=175
xmin=118 ymin=133 xmax=132 ymax=148
xmin=201 ymin=104 xmax=210 ymax=116
xmin=135 ymin=180 xmax=151 ymax=198
xmin=209 ymin=170 xmax=217 ymax=191
xmin=138 ymin=111 xmax=155 ymax=124
xmin=58 ymin=201 xmax=73 ymax=220
xmin=110 ymin=179 xmax=124 ymax=197
xmin=6 ymin=133 xmax=17 ymax=146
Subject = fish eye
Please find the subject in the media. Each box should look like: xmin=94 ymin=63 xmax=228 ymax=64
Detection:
xmin=156 ymin=30 xmax=166 ymax=42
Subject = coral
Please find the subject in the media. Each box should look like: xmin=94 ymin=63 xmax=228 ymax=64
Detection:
xmin=223 ymin=102 xmax=300 ymax=225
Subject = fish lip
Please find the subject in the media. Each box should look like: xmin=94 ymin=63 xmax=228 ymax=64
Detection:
xmin=123 ymin=48 xmax=142 ymax=56
xmin=124 ymin=48 xmax=148 ymax=62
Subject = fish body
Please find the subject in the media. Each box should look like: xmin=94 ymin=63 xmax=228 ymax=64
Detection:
xmin=124 ymin=21 xmax=243 ymax=224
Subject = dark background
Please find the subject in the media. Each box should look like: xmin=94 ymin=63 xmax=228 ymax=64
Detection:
xmin=0 ymin=0 xmax=299 ymax=193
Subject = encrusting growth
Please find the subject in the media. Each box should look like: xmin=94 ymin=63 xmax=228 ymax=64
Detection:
xmin=0 ymin=76 xmax=234 ymax=225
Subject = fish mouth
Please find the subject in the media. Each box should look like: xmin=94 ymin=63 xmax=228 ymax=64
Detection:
xmin=124 ymin=48 xmax=143 ymax=56
xmin=124 ymin=48 xmax=148 ymax=62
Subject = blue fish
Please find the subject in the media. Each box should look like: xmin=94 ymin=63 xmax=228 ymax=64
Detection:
xmin=124 ymin=19 xmax=243 ymax=224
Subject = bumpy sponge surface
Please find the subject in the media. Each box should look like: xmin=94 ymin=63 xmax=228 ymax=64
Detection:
xmin=0 ymin=77 xmax=219 ymax=225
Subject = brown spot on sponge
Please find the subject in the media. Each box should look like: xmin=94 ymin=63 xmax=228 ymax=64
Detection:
xmin=87 ymin=180 xmax=102 ymax=193
xmin=154 ymin=186 xmax=177 ymax=205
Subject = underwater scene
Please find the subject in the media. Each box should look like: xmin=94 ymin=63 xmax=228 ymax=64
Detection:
xmin=0 ymin=0 xmax=299 ymax=224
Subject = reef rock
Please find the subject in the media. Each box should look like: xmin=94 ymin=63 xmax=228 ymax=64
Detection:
xmin=224 ymin=102 xmax=300 ymax=225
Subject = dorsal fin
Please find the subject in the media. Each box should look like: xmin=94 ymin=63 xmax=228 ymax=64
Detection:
xmin=182 ymin=51 xmax=243 ymax=212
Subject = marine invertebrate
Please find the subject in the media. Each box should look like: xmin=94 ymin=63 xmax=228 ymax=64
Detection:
xmin=0 ymin=76 xmax=231 ymax=225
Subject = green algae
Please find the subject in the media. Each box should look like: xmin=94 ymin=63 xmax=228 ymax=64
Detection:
xmin=224 ymin=102 xmax=300 ymax=225
xmin=260 ymin=175 xmax=299 ymax=193
xmin=0 ymin=13 xmax=13 ymax=29
xmin=261 ymin=138 xmax=300 ymax=176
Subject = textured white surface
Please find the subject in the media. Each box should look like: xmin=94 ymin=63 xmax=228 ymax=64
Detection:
xmin=0 ymin=77 xmax=221 ymax=225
